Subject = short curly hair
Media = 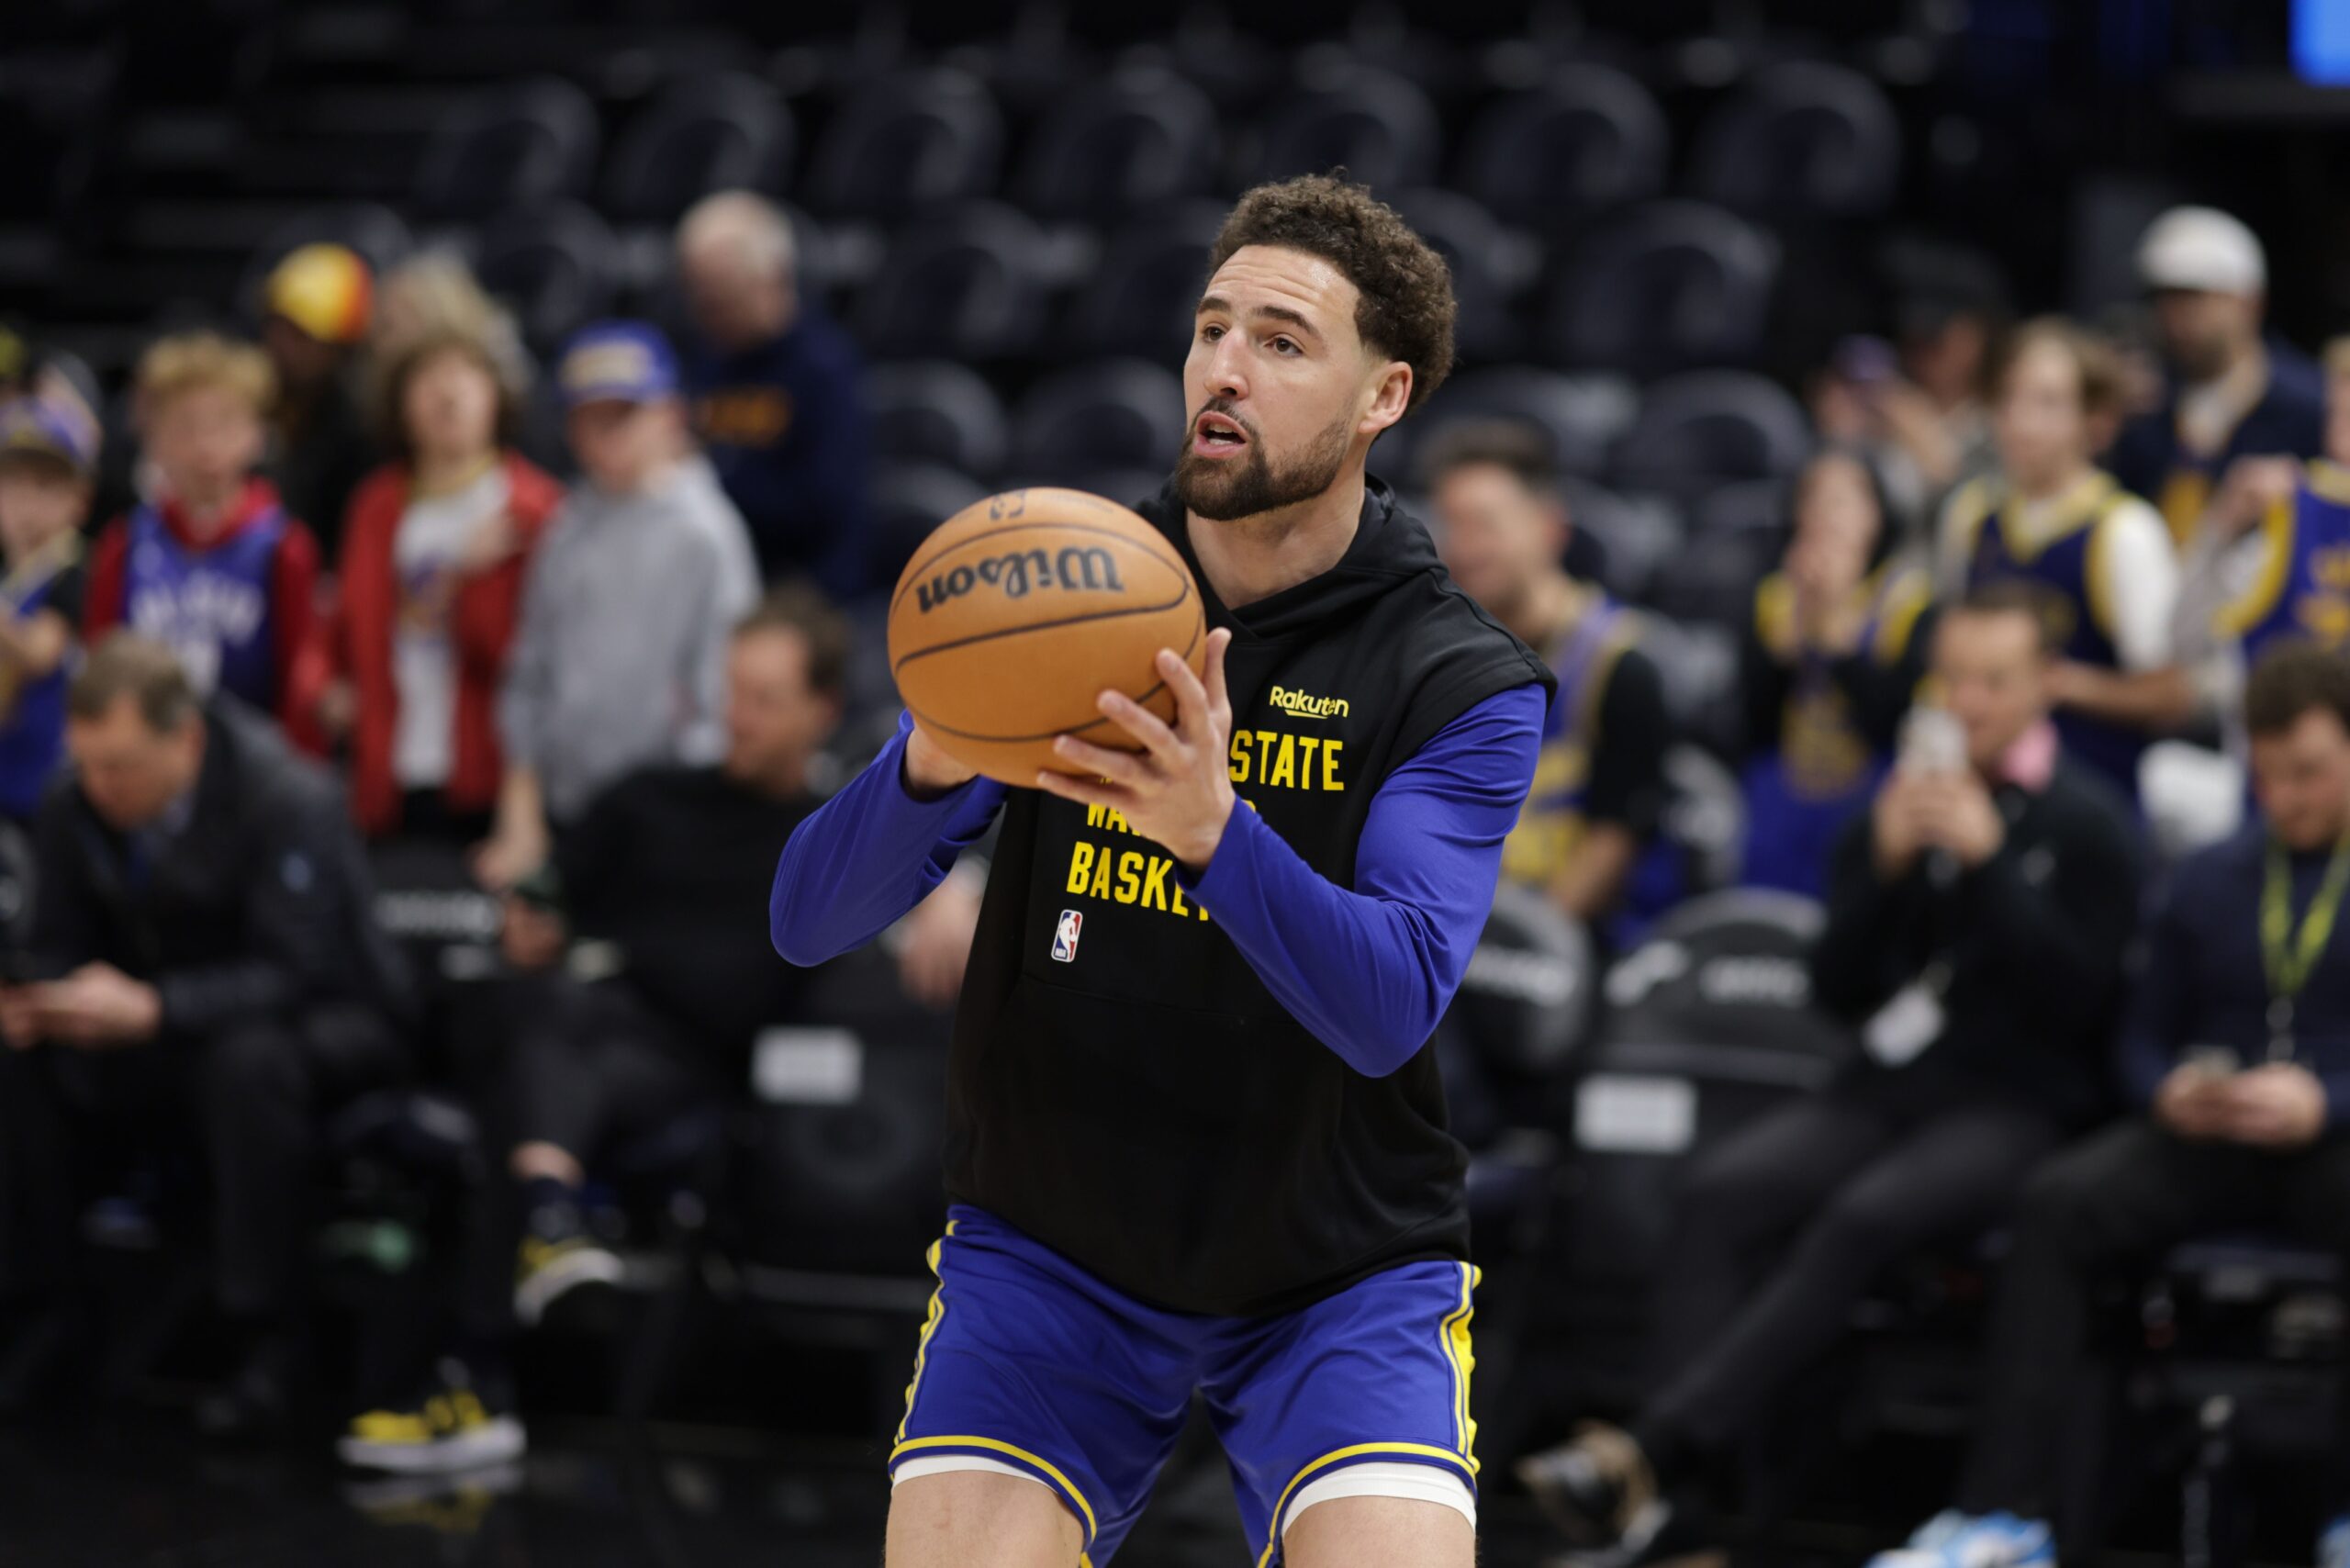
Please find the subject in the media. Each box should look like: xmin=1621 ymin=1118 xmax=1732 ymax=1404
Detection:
xmin=1207 ymin=173 xmax=1456 ymax=414
xmin=2246 ymin=639 xmax=2350 ymax=740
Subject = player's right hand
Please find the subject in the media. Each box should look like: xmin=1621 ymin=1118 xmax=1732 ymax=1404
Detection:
xmin=903 ymin=717 xmax=979 ymax=800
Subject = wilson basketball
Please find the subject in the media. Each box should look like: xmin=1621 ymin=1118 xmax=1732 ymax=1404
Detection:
xmin=887 ymin=487 xmax=1207 ymax=786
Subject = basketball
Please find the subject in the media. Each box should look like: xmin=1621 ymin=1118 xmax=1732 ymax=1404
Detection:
xmin=887 ymin=487 xmax=1208 ymax=786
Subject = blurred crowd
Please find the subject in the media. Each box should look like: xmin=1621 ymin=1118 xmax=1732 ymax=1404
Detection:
xmin=0 ymin=174 xmax=2346 ymax=1564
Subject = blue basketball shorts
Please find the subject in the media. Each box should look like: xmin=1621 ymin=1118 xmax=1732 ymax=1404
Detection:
xmin=887 ymin=1204 xmax=1480 ymax=1566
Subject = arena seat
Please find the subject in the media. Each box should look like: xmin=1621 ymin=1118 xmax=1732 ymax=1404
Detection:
xmin=1457 ymin=64 xmax=1672 ymax=229
xmin=1611 ymin=370 xmax=1813 ymax=504
xmin=1690 ymin=61 xmax=1904 ymax=221
xmin=864 ymin=359 xmax=1010 ymax=478
xmin=1248 ymin=64 xmax=1441 ymax=192
xmin=1007 ymin=357 xmax=1184 ymax=487
xmin=601 ymin=71 xmax=794 ymax=227
xmin=864 ymin=461 xmax=992 ymax=589
xmin=1065 ymin=200 xmax=1225 ymax=360
xmin=1387 ymin=187 xmax=1538 ymax=365
xmin=1541 ymin=202 xmax=1780 ymax=376
xmin=468 ymin=198 xmax=620 ymax=354
xmin=1384 ymin=365 xmax=1639 ymax=487
xmin=412 ymin=76 xmax=599 ymax=225
xmin=1012 ymin=65 xmax=1220 ymax=224
xmin=1559 ymin=477 xmax=1684 ymax=604
xmin=805 ymin=68 xmax=1005 ymax=221
xmin=851 ymin=202 xmax=1051 ymax=363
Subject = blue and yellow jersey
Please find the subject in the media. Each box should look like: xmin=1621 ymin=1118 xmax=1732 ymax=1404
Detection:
xmin=1500 ymin=595 xmax=1638 ymax=889
xmin=1752 ymin=562 xmax=1934 ymax=804
xmin=2214 ymin=458 xmax=2350 ymax=663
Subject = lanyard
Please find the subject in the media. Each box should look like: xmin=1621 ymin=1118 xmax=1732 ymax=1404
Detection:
xmin=2261 ymin=834 xmax=2350 ymax=1007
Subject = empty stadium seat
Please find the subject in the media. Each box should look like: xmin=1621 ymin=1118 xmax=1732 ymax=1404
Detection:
xmin=1067 ymin=201 xmax=1225 ymax=360
xmin=1690 ymin=62 xmax=1904 ymax=221
xmin=1010 ymin=358 xmax=1185 ymax=486
xmin=1385 ymin=365 xmax=1639 ymax=488
xmin=852 ymin=203 xmax=1052 ymax=363
xmin=413 ymin=77 xmax=599 ymax=225
xmin=807 ymin=68 xmax=1006 ymax=221
xmin=470 ymin=199 xmax=621 ymax=354
xmin=1611 ymin=370 xmax=1812 ymax=503
xmin=1249 ymin=64 xmax=1441 ymax=192
xmin=1559 ymin=477 xmax=1684 ymax=604
xmin=1458 ymin=64 xmax=1672 ymax=228
xmin=1387 ymin=188 xmax=1538 ymax=365
xmin=863 ymin=360 xmax=1009 ymax=477
xmin=602 ymin=72 xmax=795 ymax=227
xmin=1013 ymin=66 xmax=1220 ymax=223
xmin=1541 ymin=202 xmax=1780 ymax=376
xmin=865 ymin=462 xmax=991 ymax=588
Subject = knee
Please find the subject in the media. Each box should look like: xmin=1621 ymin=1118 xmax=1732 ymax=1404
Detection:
xmin=885 ymin=1469 xmax=1084 ymax=1568
xmin=2009 ymin=1155 xmax=2111 ymax=1254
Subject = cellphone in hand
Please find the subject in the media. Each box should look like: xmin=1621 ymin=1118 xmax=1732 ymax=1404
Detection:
xmin=2184 ymin=1045 xmax=2242 ymax=1079
xmin=1898 ymin=706 xmax=1967 ymax=776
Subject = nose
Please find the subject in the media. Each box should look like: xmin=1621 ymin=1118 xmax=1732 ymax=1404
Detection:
xmin=1203 ymin=333 xmax=1248 ymax=405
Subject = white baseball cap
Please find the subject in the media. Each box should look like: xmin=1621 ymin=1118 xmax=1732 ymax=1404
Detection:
xmin=2136 ymin=206 xmax=2266 ymax=297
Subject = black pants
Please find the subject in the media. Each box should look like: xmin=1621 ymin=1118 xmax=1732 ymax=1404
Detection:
xmin=0 ymin=1005 xmax=405 ymax=1322
xmin=1958 ymin=1120 xmax=2350 ymax=1521
xmin=1639 ymin=1069 xmax=2064 ymax=1459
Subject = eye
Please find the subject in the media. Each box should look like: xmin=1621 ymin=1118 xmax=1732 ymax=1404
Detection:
xmin=1270 ymin=336 xmax=1301 ymax=355
xmin=1199 ymin=323 xmax=1225 ymax=343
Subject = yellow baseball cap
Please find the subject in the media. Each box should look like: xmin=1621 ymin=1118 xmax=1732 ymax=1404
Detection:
xmin=265 ymin=243 xmax=375 ymax=344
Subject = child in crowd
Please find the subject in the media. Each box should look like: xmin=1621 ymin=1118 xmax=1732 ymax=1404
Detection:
xmin=0 ymin=396 xmax=97 ymax=823
xmin=85 ymin=332 xmax=324 ymax=745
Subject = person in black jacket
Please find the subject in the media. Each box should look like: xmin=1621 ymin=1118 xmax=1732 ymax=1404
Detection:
xmin=0 ymin=632 xmax=411 ymax=1436
xmin=1520 ymin=581 xmax=2141 ymax=1562
xmin=1875 ymin=639 xmax=2350 ymax=1568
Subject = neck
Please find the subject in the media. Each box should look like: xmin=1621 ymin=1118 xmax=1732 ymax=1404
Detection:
xmin=729 ymin=753 xmax=807 ymax=801
xmin=412 ymin=448 xmax=497 ymax=497
xmin=2193 ymin=337 xmax=2266 ymax=393
xmin=1504 ymin=571 xmax=1580 ymax=650
xmin=2012 ymin=459 xmax=2092 ymax=504
xmin=173 ymin=481 xmax=241 ymax=527
xmin=1186 ymin=468 xmax=1367 ymax=610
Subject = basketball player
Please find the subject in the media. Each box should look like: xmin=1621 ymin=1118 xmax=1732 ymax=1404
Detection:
xmin=771 ymin=175 xmax=1553 ymax=1567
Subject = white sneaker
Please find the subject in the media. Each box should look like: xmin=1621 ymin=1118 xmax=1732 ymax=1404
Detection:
xmin=1868 ymin=1511 xmax=2055 ymax=1568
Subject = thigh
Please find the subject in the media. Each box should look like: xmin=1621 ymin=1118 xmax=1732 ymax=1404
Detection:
xmin=1819 ymin=1102 xmax=2064 ymax=1249
xmin=2023 ymin=1120 xmax=2268 ymax=1260
xmin=887 ymin=1470 xmax=1083 ymax=1568
xmin=1281 ymin=1492 xmax=1475 ymax=1568
xmin=1678 ymin=1083 xmax=1907 ymax=1236
xmin=1203 ymin=1258 xmax=1480 ymax=1568
xmin=2280 ymin=1135 xmax=2350 ymax=1252
xmin=890 ymin=1206 xmax=1195 ymax=1567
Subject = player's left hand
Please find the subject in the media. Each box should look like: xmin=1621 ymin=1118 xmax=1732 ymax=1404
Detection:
xmin=1037 ymin=628 xmax=1237 ymax=874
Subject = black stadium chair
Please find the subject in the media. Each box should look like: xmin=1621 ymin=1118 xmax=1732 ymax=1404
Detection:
xmin=470 ymin=199 xmax=621 ymax=355
xmin=1457 ymin=64 xmax=1672 ymax=230
xmin=1387 ymin=188 xmax=1539 ymax=366
xmin=806 ymin=68 xmax=1006 ymax=222
xmin=1611 ymin=370 xmax=1812 ymax=504
xmin=864 ymin=360 xmax=1010 ymax=479
xmin=1249 ymin=65 xmax=1441 ymax=193
xmin=1013 ymin=66 xmax=1220 ymax=224
xmin=413 ymin=77 xmax=599 ymax=225
xmin=1690 ymin=62 xmax=1903 ymax=221
xmin=1541 ymin=202 xmax=1780 ymax=377
xmin=1383 ymin=365 xmax=1639 ymax=489
xmin=1008 ymin=358 xmax=1184 ymax=487
xmin=1558 ymin=477 xmax=1684 ymax=604
xmin=602 ymin=71 xmax=796 ymax=228
xmin=864 ymin=462 xmax=992 ymax=593
xmin=853 ymin=203 xmax=1053 ymax=364
xmin=1067 ymin=201 xmax=1225 ymax=361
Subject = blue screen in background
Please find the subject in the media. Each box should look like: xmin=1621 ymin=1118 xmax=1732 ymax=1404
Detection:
xmin=2297 ymin=0 xmax=2350 ymax=84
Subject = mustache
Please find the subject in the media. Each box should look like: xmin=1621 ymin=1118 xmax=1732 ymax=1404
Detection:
xmin=1191 ymin=398 xmax=1258 ymax=439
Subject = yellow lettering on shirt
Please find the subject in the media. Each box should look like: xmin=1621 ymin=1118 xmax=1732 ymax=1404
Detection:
xmin=1228 ymin=731 xmax=1252 ymax=784
xmin=1322 ymin=739 xmax=1344 ymax=792
xmin=1115 ymin=850 xmax=1144 ymax=904
xmin=1140 ymin=856 xmax=1171 ymax=911
xmin=1066 ymin=841 xmax=1095 ymax=894
xmin=1268 ymin=733 xmax=1297 ymax=790
xmin=1088 ymin=851 xmax=1113 ymax=901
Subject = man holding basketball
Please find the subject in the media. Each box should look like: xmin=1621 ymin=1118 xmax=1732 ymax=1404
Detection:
xmin=772 ymin=174 xmax=1551 ymax=1568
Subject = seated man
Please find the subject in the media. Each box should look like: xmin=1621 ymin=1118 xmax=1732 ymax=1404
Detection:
xmin=1518 ymin=583 xmax=2142 ymax=1562
xmin=335 ymin=587 xmax=983 ymax=1473
xmin=1877 ymin=639 xmax=2350 ymax=1568
xmin=0 ymin=633 xmax=412 ymax=1436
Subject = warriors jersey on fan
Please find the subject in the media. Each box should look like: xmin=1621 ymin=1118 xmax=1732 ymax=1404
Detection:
xmin=770 ymin=479 xmax=1552 ymax=1563
xmin=2214 ymin=457 xmax=2350 ymax=663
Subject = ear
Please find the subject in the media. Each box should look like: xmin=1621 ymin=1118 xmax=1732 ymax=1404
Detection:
xmin=1359 ymin=361 xmax=1412 ymax=438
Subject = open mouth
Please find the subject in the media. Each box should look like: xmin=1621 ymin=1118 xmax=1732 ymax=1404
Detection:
xmin=1191 ymin=411 xmax=1249 ymax=458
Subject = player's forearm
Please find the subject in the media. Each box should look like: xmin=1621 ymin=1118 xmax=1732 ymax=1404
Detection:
xmin=2056 ymin=663 xmax=2195 ymax=732
xmin=770 ymin=712 xmax=1005 ymax=966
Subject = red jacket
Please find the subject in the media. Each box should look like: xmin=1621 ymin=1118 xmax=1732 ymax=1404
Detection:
xmin=331 ymin=453 xmax=562 ymax=836
xmin=85 ymin=476 xmax=328 ymax=751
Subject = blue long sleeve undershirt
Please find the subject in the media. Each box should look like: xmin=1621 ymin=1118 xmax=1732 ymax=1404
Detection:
xmin=770 ymin=684 xmax=1546 ymax=1077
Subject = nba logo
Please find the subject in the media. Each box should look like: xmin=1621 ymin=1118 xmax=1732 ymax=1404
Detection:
xmin=1051 ymin=909 xmax=1083 ymax=963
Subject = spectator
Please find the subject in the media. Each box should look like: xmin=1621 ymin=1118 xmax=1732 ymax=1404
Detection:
xmin=259 ymin=243 xmax=378 ymax=558
xmin=1518 ymin=584 xmax=2141 ymax=1562
xmin=676 ymin=191 xmax=872 ymax=596
xmin=1874 ymin=640 xmax=2350 ymax=1568
xmin=0 ymin=635 xmax=412 ymax=1435
xmin=0 ymin=397 xmax=97 ymax=823
xmin=325 ymin=321 xmax=562 ymax=841
xmin=86 ymin=332 xmax=326 ymax=747
xmin=476 ymin=322 xmax=733 ymax=887
xmin=1936 ymin=318 xmax=2185 ymax=806
xmin=2109 ymin=207 xmax=2325 ymax=547
xmin=1739 ymin=448 xmax=1936 ymax=899
xmin=1425 ymin=420 xmax=1671 ymax=929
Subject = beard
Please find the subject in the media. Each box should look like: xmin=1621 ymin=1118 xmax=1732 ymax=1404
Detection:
xmin=1170 ymin=406 xmax=1354 ymax=523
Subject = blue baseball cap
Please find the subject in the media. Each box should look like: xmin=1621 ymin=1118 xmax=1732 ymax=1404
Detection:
xmin=556 ymin=320 xmax=679 ymax=409
xmin=0 ymin=393 xmax=99 ymax=477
